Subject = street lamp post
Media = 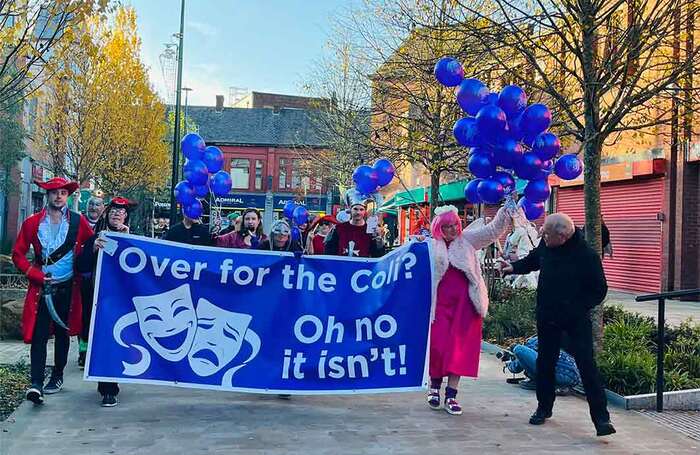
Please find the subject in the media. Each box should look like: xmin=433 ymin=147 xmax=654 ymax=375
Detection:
xmin=168 ymin=0 xmax=186 ymax=225
xmin=182 ymin=87 xmax=193 ymax=133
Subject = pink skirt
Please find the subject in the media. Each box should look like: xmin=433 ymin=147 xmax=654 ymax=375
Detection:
xmin=429 ymin=265 xmax=483 ymax=378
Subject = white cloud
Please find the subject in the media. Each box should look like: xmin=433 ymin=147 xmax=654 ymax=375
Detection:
xmin=187 ymin=20 xmax=218 ymax=38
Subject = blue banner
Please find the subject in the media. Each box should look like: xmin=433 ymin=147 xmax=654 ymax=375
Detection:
xmin=86 ymin=235 xmax=433 ymax=394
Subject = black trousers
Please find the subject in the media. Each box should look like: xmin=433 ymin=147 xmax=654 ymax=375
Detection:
xmin=536 ymin=313 xmax=610 ymax=424
xmin=79 ymin=279 xmax=94 ymax=342
xmin=31 ymin=280 xmax=72 ymax=386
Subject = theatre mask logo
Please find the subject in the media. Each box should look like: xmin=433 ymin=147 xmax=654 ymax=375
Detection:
xmin=113 ymin=284 xmax=260 ymax=384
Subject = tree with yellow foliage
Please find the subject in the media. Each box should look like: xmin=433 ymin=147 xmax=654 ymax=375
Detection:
xmin=38 ymin=6 xmax=168 ymax=198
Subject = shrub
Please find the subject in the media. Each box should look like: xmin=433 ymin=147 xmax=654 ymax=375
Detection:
xmin=483 ymin=281 xmax=536 ymax=345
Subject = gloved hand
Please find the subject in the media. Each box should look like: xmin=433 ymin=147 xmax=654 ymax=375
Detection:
xmin=250 ymin=235 xmax=260 ymax=249
xmin=26 ymin=266 xmax=46 ymax=285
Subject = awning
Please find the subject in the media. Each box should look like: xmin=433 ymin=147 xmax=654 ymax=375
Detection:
xmin=381 ymin=177 xmax=530 ymax=209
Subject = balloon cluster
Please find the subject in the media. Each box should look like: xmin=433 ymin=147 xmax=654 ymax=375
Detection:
xmin=281 ymin=201 xmax=309 ymax=242
xmin=434 ymin=57 xmax=583 ymax=220
xmin=349 ymin=158 xmax=396 ymax=204
xmin=174 ymin=133 xmax=232 ymax=219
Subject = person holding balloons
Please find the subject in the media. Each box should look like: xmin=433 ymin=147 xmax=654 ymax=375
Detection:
xmin=426 ymin=196 xmax=525 ymax=416
xmin=164 ymin=212 xmax=214 ymax=246
xmin=216 ymin=208 xmax=267 ymax=249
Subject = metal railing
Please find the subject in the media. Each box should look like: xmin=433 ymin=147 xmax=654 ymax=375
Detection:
xmin=635 ymin=288 xmax=700 ymax=412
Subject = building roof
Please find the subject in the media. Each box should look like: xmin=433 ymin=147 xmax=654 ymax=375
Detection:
xmin=184 ymin=106 xmax=328 ymax=147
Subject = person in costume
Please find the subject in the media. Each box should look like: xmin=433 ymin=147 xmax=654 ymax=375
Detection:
xmin=76 ymin=197 xmax=136 ymax=407
xmin=216 ymin=208 xmax=267 ymax=249
xmin=12 ymin=177 xmax=93 ymax=404
xmin=426 ymin=199 xmax=524 ymax=415
xmin=305 ymin=215 xmax=337 ymax=254
xmin=324 ymin=190 xmax=386 ymax=257
xmin=257 ymin=219 xmax=303 ymax=253
xmin=84 ymin=195 xmax=105 ymax=230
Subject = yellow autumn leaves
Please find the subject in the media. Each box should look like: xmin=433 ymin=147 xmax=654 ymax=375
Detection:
xmin=38 ymin=6 xmax=169 ymax=195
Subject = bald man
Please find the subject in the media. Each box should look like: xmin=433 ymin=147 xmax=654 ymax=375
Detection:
xmin=500 ymin=213 xmax=614 ymax=437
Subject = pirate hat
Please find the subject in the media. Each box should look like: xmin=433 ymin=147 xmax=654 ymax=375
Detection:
xmin=108 ymin=197 xmax=138 ymax=210
xmin=35 ymin=177 xmax=79 ymax=194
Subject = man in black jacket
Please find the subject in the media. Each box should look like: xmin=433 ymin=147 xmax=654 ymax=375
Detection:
xmin=500 ymin=213 xmax=615 ymax=437
xmin=164 ymin=214 xmax=213 ymax=246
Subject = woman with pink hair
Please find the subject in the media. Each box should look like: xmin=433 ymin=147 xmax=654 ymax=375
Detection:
xmin=427 ymin=199 xmax=524 ymax=415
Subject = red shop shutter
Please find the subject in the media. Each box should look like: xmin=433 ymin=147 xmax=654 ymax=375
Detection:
xmin=556 ymin=178 xmax=665 ymax=293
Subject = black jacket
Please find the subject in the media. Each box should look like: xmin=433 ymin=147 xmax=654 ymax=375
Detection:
xmin=164 ymin=222 xmax=213 ymax=246
xmin=511 ymin=229 xmax=607 ymax=319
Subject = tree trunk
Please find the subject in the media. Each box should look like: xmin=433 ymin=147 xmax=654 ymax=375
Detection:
xmin=430 ymin=170 xmax=441 ymax=217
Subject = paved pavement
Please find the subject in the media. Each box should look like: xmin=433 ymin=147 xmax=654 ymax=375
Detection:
xmin=605 ymin=290 xmax=699 ymax=327
xmin=1 ymin=342 xmax=698 ymax=455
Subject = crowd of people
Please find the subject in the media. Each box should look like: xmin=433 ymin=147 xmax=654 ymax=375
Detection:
xmin=11 ymin=177 xmax=616 ymax=437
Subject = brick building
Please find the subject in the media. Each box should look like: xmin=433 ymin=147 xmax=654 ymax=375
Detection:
xmin=186 ymin=105 xmax=332 ymax=232
xmin=231 ymin=91 xmax=330 ymax=111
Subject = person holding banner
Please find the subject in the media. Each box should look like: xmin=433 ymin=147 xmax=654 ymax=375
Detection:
xmin=11 ymin=177 xmax=94 ymax=405
xmin=165 ymin=213 xmax=214 ymax=246
xmin=426 ymin=199 xmax=523 ymax=415
xmin=216 ymin=208 xmax=267 ymax=249
xmin=257 ymin=219 xmax=303 ymax=253
xmin=306 ymin=215 xmax=337 ymax=254
xmin=76 ymin=197 xmax=137 ymax=407
xmin=324 ymin=190 xmax=385 ymax=257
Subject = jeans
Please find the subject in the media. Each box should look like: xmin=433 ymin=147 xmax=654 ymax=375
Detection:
xmin=31 ymin=280 xmax=72 ymax=386
xmin=513 ymin=345 xmax=578 ymax=387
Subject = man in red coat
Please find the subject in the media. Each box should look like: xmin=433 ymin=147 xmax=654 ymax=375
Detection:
xmin=12 ymin=177 xmax=93 ymax=404
xmin=324 ymin=190 xmax=386 ymax=258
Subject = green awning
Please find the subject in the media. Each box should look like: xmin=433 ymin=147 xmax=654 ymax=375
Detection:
xmin=383 ymin=177 xmax=530 ymax=209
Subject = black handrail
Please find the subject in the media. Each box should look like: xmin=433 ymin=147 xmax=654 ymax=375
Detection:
xmin=634 ymin=288 xmax=700 ymax=412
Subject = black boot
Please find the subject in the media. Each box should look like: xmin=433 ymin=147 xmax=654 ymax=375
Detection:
xmin=594 ymin=421 xmax=616 ymax=436
xmin=529 ymin=407 xmax=553 ymax=425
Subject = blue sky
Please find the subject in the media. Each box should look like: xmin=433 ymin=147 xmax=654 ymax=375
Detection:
xmin=127 ymin=0 xmax=357 ymax=106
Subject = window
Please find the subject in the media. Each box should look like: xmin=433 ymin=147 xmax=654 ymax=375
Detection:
xmin=291 ymin=159 xmax=301 ymax=188
xmin=230 ymin=158 xmax=250 ymax=189
xmin=255 ymin=160 xmax=264 ymax=190
xmin=279 ymin=158 xmax=287 ymax=189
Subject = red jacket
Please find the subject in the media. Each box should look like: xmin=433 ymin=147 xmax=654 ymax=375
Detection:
xmin=11 ymin=209 xmax=94 ymax=343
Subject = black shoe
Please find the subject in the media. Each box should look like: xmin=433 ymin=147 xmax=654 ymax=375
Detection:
xmin=26 ymin=386 xmax=44 ymax=405
xmin=78 ymin=351 xmax=86 ymax=369
xmin=529 ymin=408 xmax=553 ymax=425
xmin=44 ymin=376 xmax=63 ymax=394
xmin=595 ymin=421 xmax=616 ymax=437
xmin=101 ymin=394 xmax=118 ymax=407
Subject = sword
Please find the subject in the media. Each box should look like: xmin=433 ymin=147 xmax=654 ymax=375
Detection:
xmin=43 ymin=273 xmax=68 ymax=330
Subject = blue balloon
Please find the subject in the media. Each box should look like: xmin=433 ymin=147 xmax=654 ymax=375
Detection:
xmin=193 ymin=184 xmax=209 ymax=198
xmin=554 ymin=154 xmax=583 ymax=180
xmin=493 ymin=171 xmax=516 ymax=195
xmin=283 ymin=201 xmax=297 ymax=219
xmin=514 ymin=152 xmax=543 ymax=180
xmin=353 ymin=165 xmax=379 ymax=194
xmin=524 ymin=179 xmax=551 ymax=202
xmin=493 ymin=139 xmax=524 ymax=169
xmin=477 ymin=179 xmax=505 ymax=204
xmin=497 ymin=85 xmax=528 ymax=117
xmin=293 ymin=205 xmax=310 ymax=226
xmin=183 ymin=159 xmax=209 ymax=186
xmin=485 ymin=92 xmax=498 ymax=105
xmin=456 ymin=78 xmax=488 ymax=116
xmin=532 ymin=159 xmax=554 ymax=180
xmin=373 ymin=159 xmax=395 ymax=186
xmin=434 ymin=57 xmax=464 ymax=87
xmin=203 ymin=146 xmax=224 ymax=173
xmin=181 ymin=133 xmax=205 ymax=161
xmin=532 ymin=132 xmax=561 ymax=161
xmin=174 ymin=180 xmax=195 ymax=205
xmin=468 ymin=152 xmax=495 ymax=179
xmin=518 ymin=197 xmax=545 ymax=221
xmin=475 ymin=104 xmax=507 ymax=138
xmin=183 ymin=199 xmax=203 ymax=219
xmin=521 ymin=104 xmax=552 ymax=136
xmin=453 ymin=117 xmax=480 ymax=147
xmin=464 ymin=179 xmax=483 ymax=203
xmin=210 ymin=170 xmax=232 ymax=197
xmin=507 ymin=112 xmax=525 ymax=142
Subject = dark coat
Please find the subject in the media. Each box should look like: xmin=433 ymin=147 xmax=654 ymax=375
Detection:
xmin=511 ymin=229 xmax=607 ymax=320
